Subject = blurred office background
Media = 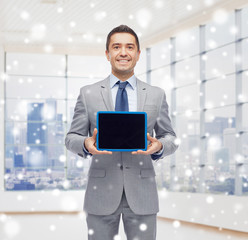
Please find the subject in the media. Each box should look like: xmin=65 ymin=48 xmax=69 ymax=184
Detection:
xmin=0 ymin=0 xmax=248 ymax=239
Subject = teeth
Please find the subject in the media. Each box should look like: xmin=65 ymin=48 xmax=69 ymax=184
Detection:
xmin=119 ymin=60 xmax=128 ymax=62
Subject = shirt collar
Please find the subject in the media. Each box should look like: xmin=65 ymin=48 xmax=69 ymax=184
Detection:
xmin=110 ymin=73 xmax=136 ymax=90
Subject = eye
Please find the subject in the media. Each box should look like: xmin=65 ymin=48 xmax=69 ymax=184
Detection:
xmin=128 ymin=46 xmax=133 ymax=49
xmin=114 ymin=46 xmax=119 ymax=49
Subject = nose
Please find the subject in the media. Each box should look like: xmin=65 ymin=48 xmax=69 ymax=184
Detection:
xmin=120 ymin=47 xmax=127 ymax=56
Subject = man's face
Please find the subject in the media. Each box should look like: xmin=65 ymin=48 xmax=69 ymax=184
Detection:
xmin=105 ymin=33 xmax=141 ymax=78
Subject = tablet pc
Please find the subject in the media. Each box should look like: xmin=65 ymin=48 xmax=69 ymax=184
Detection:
xmin=96 ymin=111 xmax=147 ymax=152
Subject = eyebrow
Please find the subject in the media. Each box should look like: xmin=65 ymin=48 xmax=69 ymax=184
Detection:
xmin=111 ymin=43 xmax=135 ymax=47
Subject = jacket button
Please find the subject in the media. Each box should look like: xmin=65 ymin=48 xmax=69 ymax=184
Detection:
xmin=120 ymin=165 xmax=123 ymax=170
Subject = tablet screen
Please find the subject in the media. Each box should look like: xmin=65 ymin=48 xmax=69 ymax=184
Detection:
xmin=96 ymin=111 xmax=147 ymax=151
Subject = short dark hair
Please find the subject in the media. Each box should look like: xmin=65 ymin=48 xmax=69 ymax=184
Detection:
xmin=106 ymin=25 xmax=140 ymax=52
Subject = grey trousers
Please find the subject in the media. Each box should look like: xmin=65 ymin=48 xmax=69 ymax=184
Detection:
xmin=86 ymin=189 xmax=157 ymax=240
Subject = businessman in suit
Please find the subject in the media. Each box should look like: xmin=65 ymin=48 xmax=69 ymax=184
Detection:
xmin=65 ymin=25 xmax=178 ymax=240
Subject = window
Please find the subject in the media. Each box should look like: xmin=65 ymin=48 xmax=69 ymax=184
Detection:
xmin=242 ymin=6 xmax=248 ymax=38
xmin=242 ymin=39 xmax=248 ymax=70
xmin=205 ymin=75 xmax=235 ymax=108
xmin=151 ymin=39 xmax=171 ymax=69
xmin=205 ymin=12 xmax=235 ymax=50
xmin=175 ymin=27 xmax=200 ymax=60
xmin=205 ymin=44 xmax=235 ymax=79
xmin=150 ymin=8 xmax=247 ymax=196
xmin=4 ymin=53 xmax=108 ymax=191
xmin=175 ymin=56 xmax=200 ymax=87
xmin=151 ymin=67 xmax=171 ymax=106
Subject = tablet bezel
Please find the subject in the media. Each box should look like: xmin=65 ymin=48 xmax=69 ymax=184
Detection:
xmin=96 ymin=111 xmax=147 ymax=152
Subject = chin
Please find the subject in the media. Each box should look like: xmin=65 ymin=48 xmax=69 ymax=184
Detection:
xmin=116 ymin=67 xmax=129 ymax=72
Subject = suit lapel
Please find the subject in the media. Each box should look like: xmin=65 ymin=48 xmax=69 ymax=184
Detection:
xmin=100 ymin=76 xmax=114 ymax=111
xmin=136 ymin=78 xmax=147 ymax=112
xmin=100 ymin=76 xmax=147 ymax=112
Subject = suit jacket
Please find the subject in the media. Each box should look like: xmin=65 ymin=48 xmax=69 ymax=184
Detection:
xmin=65 ymin=76 xmax=178 ymax=215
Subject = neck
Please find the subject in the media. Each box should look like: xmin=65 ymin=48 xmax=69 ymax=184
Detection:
xmin=112 ymin=71 xmax=134 ymax=81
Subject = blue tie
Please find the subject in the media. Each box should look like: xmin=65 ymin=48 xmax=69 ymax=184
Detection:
xmin=115 ymin=81 xmax=129 ymax=111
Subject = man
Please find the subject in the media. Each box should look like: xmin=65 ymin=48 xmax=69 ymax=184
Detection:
xmin=65 ymin=25 xmax=178 ymax=240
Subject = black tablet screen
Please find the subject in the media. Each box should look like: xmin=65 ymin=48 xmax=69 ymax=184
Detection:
xmin=97 ymin=112 xmax=146 ymax=151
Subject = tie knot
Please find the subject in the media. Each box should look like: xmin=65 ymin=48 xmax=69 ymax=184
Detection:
xmin=118 ymin=81 xmax=128 ymax=89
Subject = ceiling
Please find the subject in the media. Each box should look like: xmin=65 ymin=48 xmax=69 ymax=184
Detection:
xmin=0 ymin=0 xmax=246 ymax=55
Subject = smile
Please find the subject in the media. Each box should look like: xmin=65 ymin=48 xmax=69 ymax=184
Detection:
xmin=117 ymin=60 xmax=129 ymax=63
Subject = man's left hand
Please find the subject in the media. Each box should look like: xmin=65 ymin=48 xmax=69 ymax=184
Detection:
xmin=131 ymin=133 xmax=162 ymax=155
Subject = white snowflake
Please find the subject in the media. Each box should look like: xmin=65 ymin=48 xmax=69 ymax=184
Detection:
xmin=207 ymin=136 xmax=222 ymax=151
xmin=206 ymin=196 xmax=214 ymax=204
xmin=43 ymin=44 xmax=54 ymax=53
xmin=139 ymin=223 xmax=147 ymax=231
xmin=210 ymin=26 xmax=216 ymax=33
xmin=59 ymin=155 xmax=66 ymax=163
xmin=94 ymin=11 xmax=107 ymax=22
xmin=154 ymin=0 xmax=164 ymax=8
xmin=88 ymin=229 xmax=94 ymax=235
xmin=60 ymin=196 xmax=78 ymax=211
xmin=57 ymin=7 xmax=63 ymax=13
xmin=52 ymin=189 xmax=60 ymax=196
xmin=204 ymin=0 xmax=214 ymax=7
xmin=17 ymin=195 xmax=23 ymax=201
xmin=136 ymin=8 xmax=152 ymax=29
xmin=50 ymin=225 xmax=56 ymax=231
xmin=31 ymin=24 xmax=47 ymax=40
xmin=173 ymin=220 xmax=181 ymax=228
xmin=185 ymin=169 xmax=193 ymax=177
xmin=20 ymin=11 xmax=30 ymax=20
xmin=212 ymin=9 xmax=228 ymax=25
xmin=4 ymin=220 xmax=20 ymax=238
xmin=186 ymin=5 xmax=192 ymax=11
xmin=113 ymin=235 xmax=122 ymax=240
xmin=63 ymin=180 xmax=70 ymax=189
xmin=76 ymin=160 xmax=83 ymax=168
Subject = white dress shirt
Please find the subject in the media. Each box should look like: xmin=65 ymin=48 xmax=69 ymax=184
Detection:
xmin=109 ymin=73 xmax=137 ymax=111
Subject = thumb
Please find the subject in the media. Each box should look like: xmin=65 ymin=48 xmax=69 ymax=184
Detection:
xmin=147 ymin=133 xmax=154 ymax=141
xmin=92 ymin=128 xmax=98 ymax=140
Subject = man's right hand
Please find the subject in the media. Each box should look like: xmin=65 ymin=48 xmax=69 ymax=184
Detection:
xmin=84 ymin=128 xmax=112 ymax=155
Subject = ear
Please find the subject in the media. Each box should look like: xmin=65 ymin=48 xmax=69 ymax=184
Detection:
xmin=105 ymin=50 xmax=110 ymax=61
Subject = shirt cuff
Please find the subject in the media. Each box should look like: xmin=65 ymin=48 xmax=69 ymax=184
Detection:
xmin=83 ymin=141 xmax=92 ymax=156
xmin=151 ymin=145 xmax=164 ymax=160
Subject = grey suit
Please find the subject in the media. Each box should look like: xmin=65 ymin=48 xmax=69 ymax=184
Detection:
xmin=65 ymin=76 xmax=178 ymax=237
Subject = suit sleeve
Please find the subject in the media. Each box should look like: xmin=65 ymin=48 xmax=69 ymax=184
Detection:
xmin=65 ymin=87 xmax=90 ymax=158
xmin=154 ymin=91 xmax=178 ymax=160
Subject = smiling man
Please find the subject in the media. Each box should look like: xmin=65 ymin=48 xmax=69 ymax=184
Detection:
xmin=65 ymin=25 xmax=178 ymax=240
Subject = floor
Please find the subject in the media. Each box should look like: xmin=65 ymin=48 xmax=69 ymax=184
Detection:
xmin=0 ymin=213 xmax=248 ymax=240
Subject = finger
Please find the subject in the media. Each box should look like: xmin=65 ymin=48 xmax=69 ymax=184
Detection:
xmin=92 ymin=128 xmax=98 ymax=141
xmin=88 ymin=144 xmax=99 ymax=155
xmin=147 ymin=133 xmax=155 ymax=142
xmin=136 ymin=145 xmax=156 ymax=155
xmin=132 ymin=150 xmax=143 ymax=155
xmin=135 ymin=150 xmax=148 ymax=155
xmin=100 ymin=150 xmax=112 ymax=155
xmin=90 ymin=146 xmax=112 ymax=155
xmin=138 ymin=149 xmax=154 ymax=155
xmin=91 ymin=150 xmax=112 ymax=155
xmin=135 ymin=151 xmax=148 ymax=155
